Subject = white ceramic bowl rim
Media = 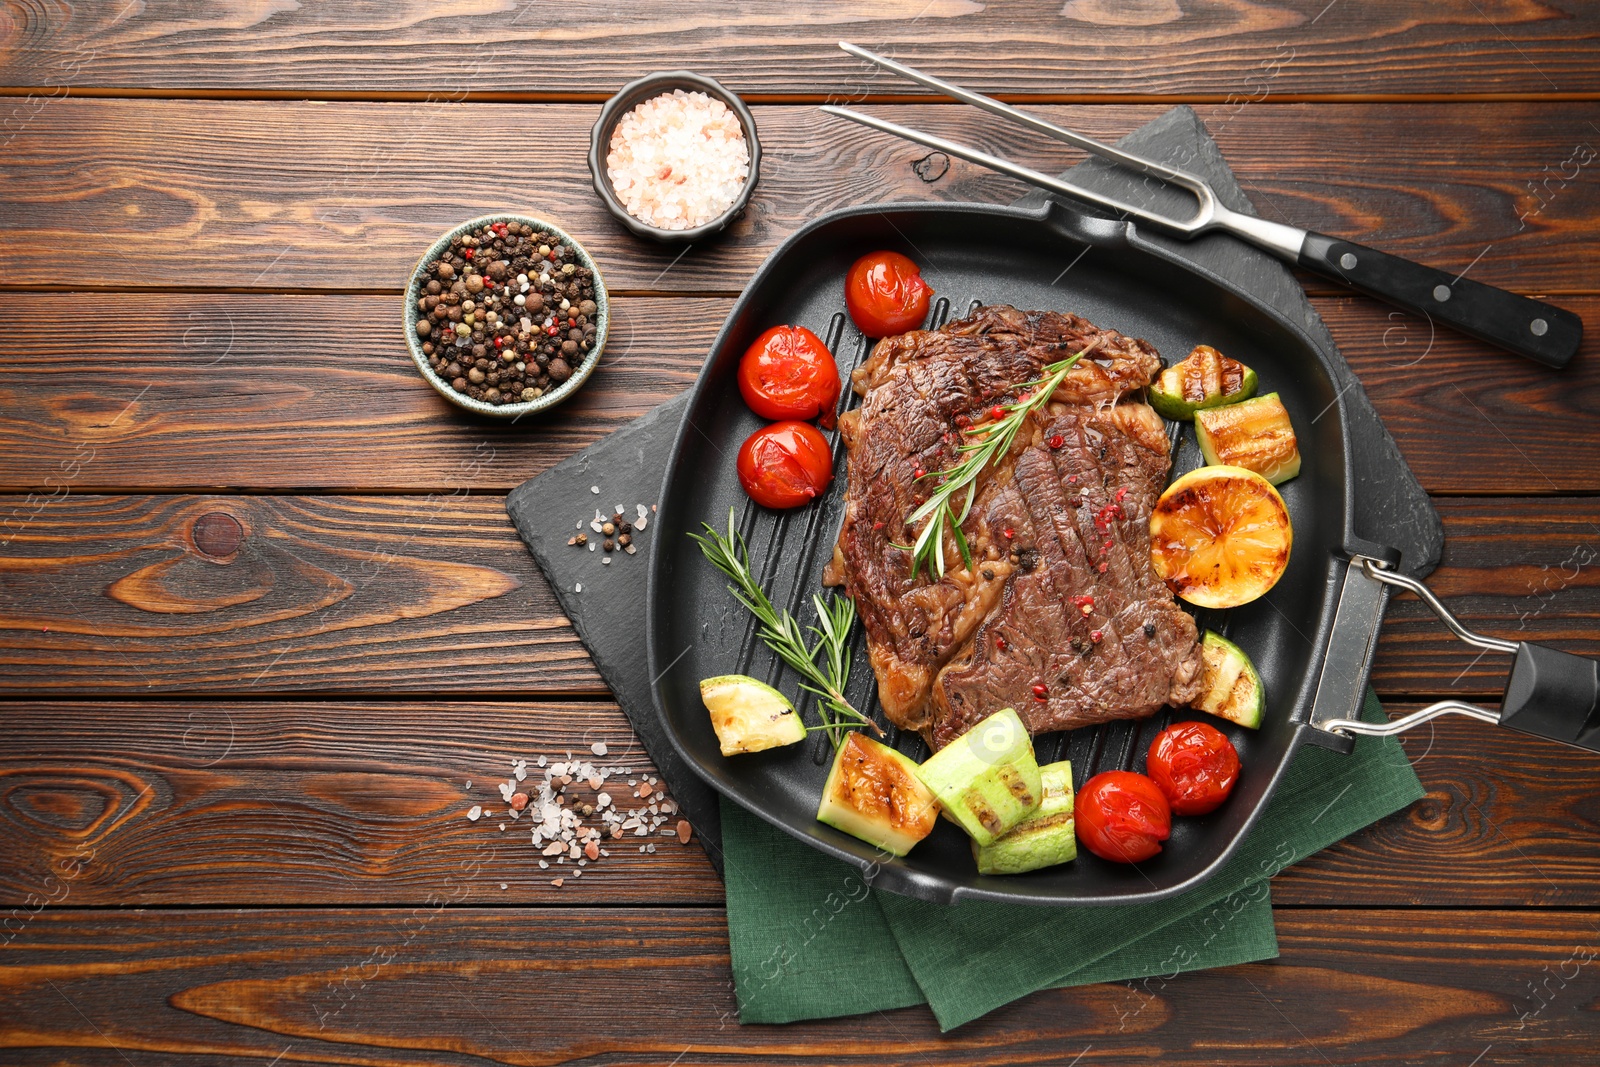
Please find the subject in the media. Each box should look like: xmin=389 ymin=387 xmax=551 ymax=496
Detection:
xmin=403 ymin=213 xmax=609 ymax=418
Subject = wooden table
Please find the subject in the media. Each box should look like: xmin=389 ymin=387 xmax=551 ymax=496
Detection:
xmin=3 ymin=3 xmax=1599 ymax=1062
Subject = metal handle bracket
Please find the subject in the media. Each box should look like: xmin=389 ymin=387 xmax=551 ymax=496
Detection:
xmin=1306 ymin=552 xmax=1393 ymax=749
xmin=1315 ymin=555 xmax=1600 ymax=756
xmin=1310 ymin=553 xmax=1511 ymax=743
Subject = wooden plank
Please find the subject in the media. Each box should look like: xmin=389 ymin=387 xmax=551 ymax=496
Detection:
xmin=0 ymin=493 xmax=604 ymax=695
xmin=1332 ymin=294 xmax=1600 ymax=495
xmin=6 ymin=0 xmax=1600 ymax=97
xmin=1 ymin=100 xmax=1595 ymax=293
xmin=0 ymin=293 xmax=716 ymax=493
xmin=2 ymin=700 xmax=1596 ymax=910
xmin=1271 ymin=713 xmax=1600 ymax=906
xmin=0 ymin=701 xmax=720 ymax=908
xmin=0 ymin=292 xmax=1595 ymax=495
xmin=1371 ymin=496 xmax=1600 ymax=696
xmin=4 ymin=907 xmax=1599 ymax=1062
xmin=0 ymin=493 xmax=1592 ymax=697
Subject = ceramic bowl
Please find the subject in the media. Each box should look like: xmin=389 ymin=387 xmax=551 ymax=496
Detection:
xmin=588 ymin=70 xmax=761 ymax=244
xmin=404 ymin=213 xmax=607 ymax=418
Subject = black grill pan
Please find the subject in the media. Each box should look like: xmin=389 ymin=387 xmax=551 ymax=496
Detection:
xmin=646 ymin=198 xmax=1364 ymax=906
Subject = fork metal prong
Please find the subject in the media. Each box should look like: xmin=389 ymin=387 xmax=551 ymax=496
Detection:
xmin=837 ymin=40 xmax=1212 ymax=200
xmin=819 ymin=105 xmax=1207 ymax=235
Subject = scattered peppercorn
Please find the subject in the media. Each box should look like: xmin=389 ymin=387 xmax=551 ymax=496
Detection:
xmin=568 ymin=504 xmax=653 ymax=565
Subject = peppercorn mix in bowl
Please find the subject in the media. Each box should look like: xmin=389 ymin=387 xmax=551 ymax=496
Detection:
xmin=405 ymin=214 xmax=608 ymax=417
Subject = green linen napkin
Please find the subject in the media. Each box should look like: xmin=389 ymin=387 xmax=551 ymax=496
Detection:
xmin=723 ymin=800 xmax=1279 ymax=1025
xmin=724 ymin=689 xmax=1422 ymax=1029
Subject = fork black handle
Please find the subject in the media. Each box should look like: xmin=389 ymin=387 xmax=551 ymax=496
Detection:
xmin=1297 ymin=233 xmax=1582 ymax=368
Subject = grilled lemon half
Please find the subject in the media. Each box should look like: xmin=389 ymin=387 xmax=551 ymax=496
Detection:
xmin=1150 ymin=465 xmax=1292 ymax=609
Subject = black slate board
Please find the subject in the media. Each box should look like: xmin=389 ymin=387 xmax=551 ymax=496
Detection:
xmin=505 ymin=105 xmax=1443 ymax=874
xmin=506 ymin=393 xmax=727 ymax=872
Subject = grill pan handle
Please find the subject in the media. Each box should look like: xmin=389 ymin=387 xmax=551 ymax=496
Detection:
xmin=1313 ymin=556 xmax=1600 ymax=753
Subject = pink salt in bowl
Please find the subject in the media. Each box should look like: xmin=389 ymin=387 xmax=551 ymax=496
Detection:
xmin=588 ymin=71 xmax=761 ymax=244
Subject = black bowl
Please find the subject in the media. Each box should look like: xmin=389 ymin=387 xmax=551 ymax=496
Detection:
xmin=588 ymin=71 xmax=761 ymax=244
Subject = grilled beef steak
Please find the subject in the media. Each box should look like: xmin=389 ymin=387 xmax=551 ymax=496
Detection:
xmin=827 ymin=305 xmax=1203 ymax=747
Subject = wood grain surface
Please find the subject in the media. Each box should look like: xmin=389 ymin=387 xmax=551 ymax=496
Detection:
xmin=0 ymin=700 xmax=718 ymax=908
xmin=0 ymin=493 xmax=601 ymax=695
xmin=2 ymin=702 xmax=1597 ymax=910
xmin=1 ymin=493 xmax=1593 ymax=697
xmin=4 ymin=0 xmax=1599 ymax=97
xmin=1 ymin=100 xmax=1595 ymax=294
xmin=0 ymin=293 xmax=718 ymax=493
xmin=0 ymin=293 xmax=1596 ymax=494
xmin=4 ymin=907 xmax=1599 ymax=1064
xmin=1272 ymin=713 xmax=1600 ymax=907
xmin=3 ymin=8 xmax=1599 ymax=1057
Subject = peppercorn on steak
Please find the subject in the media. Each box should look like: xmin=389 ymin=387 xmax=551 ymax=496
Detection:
xmin=823 ymin=305 xmax=1204 ymax=749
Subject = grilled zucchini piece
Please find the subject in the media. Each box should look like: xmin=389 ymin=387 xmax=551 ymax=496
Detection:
xmin=1149 ymin=344 xmax=1258 ymax=420
xmin=1195 ymin=392 xmax=1301 ymax=485
xmin=700 ymin=675 xmax=807 ymax=756
xmin=816 ymin=733 xmax=939 ymax=856
xmin=973 ymin=760 xmax=1077 ymax=875
xmin=914 ymin=707 xmax=1042 ymax=847
xmin=1192 ymin=631 xmax=1265 ymax=729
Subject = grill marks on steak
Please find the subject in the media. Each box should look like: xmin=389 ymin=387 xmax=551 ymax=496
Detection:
xmin=830 ymin=322 xmax=1037 ymax=731
xmin=933 ymin=400 xmax=1204 ymax=748
xmin=830 ymin=304 xmax=1202 ymax=746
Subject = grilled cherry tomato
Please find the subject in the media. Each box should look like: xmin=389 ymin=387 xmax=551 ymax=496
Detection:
xmin=845 ymin=250 xmax=934 ymax=337
xmin=737 ymin=325 xmax=842 ymax=429
xmin=1075 ymin=770 xmax=1172 ymax=864
xmin=736 ymin=420 xmax=834 ymax=509
xmin=1146 ymin=721 xmax=1241 ymax=816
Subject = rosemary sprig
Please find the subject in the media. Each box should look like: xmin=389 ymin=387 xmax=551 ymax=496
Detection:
xmin=689 ymin=508 xmax=880 ymax=748
xmin=902 ymin=339 xmax=1100 ymax=580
